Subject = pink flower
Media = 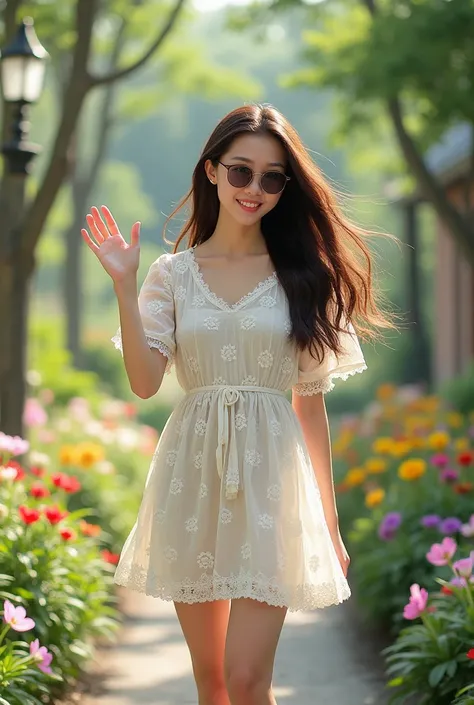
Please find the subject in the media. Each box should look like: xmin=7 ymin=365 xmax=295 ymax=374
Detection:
xmin=403 ymin=583 xmax=429 ymax=620
xmin=461 ymin=516 xmax=474 ymax=538
xmin=450 ymin=576 xmax=468 ymax=588
xmin=30 ymin=638 xmax=53 ymax=674
xmin=0 ymin=433 xmax=29 ymax=458
xmin=431 ymin=453 xmax=449 ymax=468
xmin=3 ymin=599 xmax=35 ymax=632
xmin=426 ymin=537 xmax=457 ymax=566
xmin=23 ymin=398 xmax=48 ymax=428
xmin=453 ymin=557 xmax=473 ymax=578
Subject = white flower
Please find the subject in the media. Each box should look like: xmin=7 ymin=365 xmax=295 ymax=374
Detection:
xmin=245 ymin=449 xmax=262 ymax=467
xmin=154 ymin=509 xmax=166 ymax=524
xmin=260 ymin=296 xmax=276 ymax=308
xmin=241 ymin=542 xmax=251 ymax=560
xmin=162 ymin=272 xmax=172 ymax=291
xmin=194 ymin=419 xmax=208 ymax=436
xmin=213 ymin=376 xmax=227 ymax=386
xmin=269 ymin=419 xmax=282 ymax=436
xmin=28 ymin=451 xmax=50 ymax=467
xmin=284 ymin=319 xmax=292 ymax=335
xmin=199 ymin=482 xmax=208 ymax=498
xmin=147 ymin=300 xmax=163 ymax=315
xmin=267 ymin=484 xmax=281 ymax=501
xmin=175 ymin=258 xmax=189 ymax=274
xmin=194 ymin=450 xmax=203 ymax=469
xmin=257 ymin=350 xmax=273 ymax=368
xmin=192 ymin=294 xmax=206 ymax=307
xmin=242 ymin=374 xmax=257 ymax=386
xmin=197 ymin=552 xmax=214 ymax=569
xmin=280 ymin=356 xmax=293 ymax=375
xmin=0 ymin=503 xmax=9 ymax=519
xmin=187 ymin=356 xmax=200 ymax=373
xmin=164 ymin=546 xmax=178 ymax=563
xmin=166 ymin=449 xmax=178 ymax=466
xmin=235 ymin=413 xmax=247 ymax=431
xmin=204 ymin=316 xmax=219 ymax=330
xmin=309 ymin=555 xmax=320 ymax=572
xmin=175 ymin=285 xmax=187 ymax=301
xmin=221 ymin=344 xmax=237 ymax=362
xmin=240 ymin=316 xmax=256 ymax=330
xmin=170 ymin=478 xmax=184 ymax=494
xmin=220 ymin=508 xmax=233 ymax=524
xmin=185 ymin=516 xmax=198 ymax=533
xmin=175 ymin=418 xmax=185 ymax=436
xmin=258 ymin=513 xmax=274 ymax=530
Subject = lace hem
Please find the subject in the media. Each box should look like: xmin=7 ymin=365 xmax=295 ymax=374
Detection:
xmin=187 ymin=247 xmax=278 ymax=312
xmin=111 ymin=329 xmax=173 ymax=374
xmin=114 ymin=565 xmax=351 ymax=612
xmin=293 ymin=363 xmax=367 ymax=397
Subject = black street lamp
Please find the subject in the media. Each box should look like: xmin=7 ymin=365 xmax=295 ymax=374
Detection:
xmin=1 ymin=17 xmax=49 ymax=175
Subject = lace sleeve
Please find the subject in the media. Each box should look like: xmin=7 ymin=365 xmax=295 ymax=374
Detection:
xmin=111 ymin=253 xmax=175 ymax=374
xmin=292 ymin=321 xmax=367 ymax=396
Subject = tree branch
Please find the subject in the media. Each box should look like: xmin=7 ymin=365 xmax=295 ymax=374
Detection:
xmin=21 ymin=0 xmax=99 ymax=255
xmin=89 ymin=0 xmax=186 ymax=88
xmin=388 ymin=97 xmax=474 ymax=262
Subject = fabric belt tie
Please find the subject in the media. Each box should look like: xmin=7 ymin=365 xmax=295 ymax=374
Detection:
xmin=187 ymin=385 xmax=286 ymax=500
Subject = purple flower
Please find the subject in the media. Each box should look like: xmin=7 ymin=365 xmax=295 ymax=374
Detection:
xmin=421 ymin=514 xmax=442 ymax=529
xmin=378 ymin=512 xmax=402 ymax=540
xmin=439 ymin=517 xmax=463 ymax=535
xmin=440 ymin=468 xmax=459 ymax=484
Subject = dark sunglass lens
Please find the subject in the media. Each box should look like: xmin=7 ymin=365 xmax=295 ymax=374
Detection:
xmin=261 ymin=171 xmax=286 ymax=194
xmin=228 ymin=166 xmax=253 ymax=188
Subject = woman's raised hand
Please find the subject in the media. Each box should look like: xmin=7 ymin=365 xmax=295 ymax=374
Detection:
xmin=81 ymin=205 xmax=141 ymax=283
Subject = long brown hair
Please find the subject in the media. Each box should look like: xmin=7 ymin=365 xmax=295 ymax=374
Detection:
xmin=165 ymin=103 xmax=396 ymax=362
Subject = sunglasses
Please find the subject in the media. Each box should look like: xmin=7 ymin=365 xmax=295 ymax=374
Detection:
xmin=218 ymin=162 xmax=290 ymax=195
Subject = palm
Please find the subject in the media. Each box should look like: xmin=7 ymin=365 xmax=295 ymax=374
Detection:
xmin=81 ymin=205 xmax=141 ymax=283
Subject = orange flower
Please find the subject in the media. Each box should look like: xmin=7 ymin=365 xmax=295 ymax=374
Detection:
xmin=75 ymin=442 xmax=105 ymax=469
xmin=372 ymin=437 xmax=394 ymax=455
xmin=376 ymin=384 xmax=397 ymax=402
xmin=59 ymin=445 xmax=79 ymax=466
xmin=345 ymin=468 xmax=366 ymax=487
xmin=398 ymin=459 xmax=427 ymax=481
xmin=365 ymin=458 xmax=387 ymax=474
xmin=428 ymin=431 xmax=450 ymax=450
xmin=80 ymin=520 xmax=102 ymax=537
xmin=445 ymin=411 xmax=464 ymax=428
xmin=365 ymin=488 xmax=385 ymax=508
xmin=454 ymin=482 xmax=473 ymax=495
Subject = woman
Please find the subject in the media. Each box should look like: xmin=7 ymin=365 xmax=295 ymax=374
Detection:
xmin=81 ymin=104 xmax=393 ymax=705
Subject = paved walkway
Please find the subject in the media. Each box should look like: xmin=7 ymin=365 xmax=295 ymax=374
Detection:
xmin=80 ymin=587 xmax=389 ymax=705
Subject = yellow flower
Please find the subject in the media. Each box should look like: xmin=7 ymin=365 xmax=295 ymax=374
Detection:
xmin=428 ymin=431 xmax=450 ymax=450
xmin=446 ymin=411 xmax=464 ymax=429
xmin=59 ymin=445 xmax=79 ymax=466
xmin=345 ymin=468 xmax=367 ymax=487
xmin=454 ymin=438 xmax=470 ymax=452
xmin=372 ymin=437 xmax=394 ymax=455
xmin=365 ymin=488 xmax=385 ymax=508
xmin=365 ymin=458 xmax=387 ymax=474
xmin=376 ymin=384 xmax=397 ymax=402
xmin=398 ymin=459 xmax=427 ymax=481
xmin=75 ymin=442 xmax=105 ymax=469
xmin=390 ymin=440 xmax=413 ymax=458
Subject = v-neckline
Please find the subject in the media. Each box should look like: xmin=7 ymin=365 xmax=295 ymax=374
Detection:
xmin=187 ymin=247 xmax=278 ymax=312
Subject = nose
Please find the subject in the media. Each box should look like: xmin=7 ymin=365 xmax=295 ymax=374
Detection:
xmin=244 ymin=173 xmax=263 ymax=195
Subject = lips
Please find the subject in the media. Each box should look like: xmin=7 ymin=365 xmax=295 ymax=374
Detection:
xmin=237 ymin=199 xmax=262 ymax=213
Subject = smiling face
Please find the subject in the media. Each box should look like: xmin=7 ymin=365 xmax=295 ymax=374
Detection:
xmin=205 ymin=132 xmax=288 ymax=227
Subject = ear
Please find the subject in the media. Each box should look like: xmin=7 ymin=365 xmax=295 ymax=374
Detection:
xmin=204 ymin=159 xmax=217 ymax=185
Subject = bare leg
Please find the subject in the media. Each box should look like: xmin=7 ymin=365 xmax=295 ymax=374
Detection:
xmin=174 ymin=600 xmax=231 ymax=705
xmin=224 ymin=598 xmax=287 ymax=705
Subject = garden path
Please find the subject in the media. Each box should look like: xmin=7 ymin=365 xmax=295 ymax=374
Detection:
xmin=80 ymin=586 xmax=389 ymax=705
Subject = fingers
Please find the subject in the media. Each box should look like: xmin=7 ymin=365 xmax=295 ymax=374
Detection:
xmin=81 ymin=228 xmax=100 ymax=255
xmin=88 ymin=206 xmax=110 ymax=243
xmin=130 ymin=221 xmax=141 ymax=248
xmin=100 ymin=205 xmax=121 ymax=237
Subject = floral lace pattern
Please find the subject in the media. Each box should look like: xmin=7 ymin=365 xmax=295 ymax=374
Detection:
xmin=293 ymin=364 xmax=368 ymax=396
xmin=114 ymin=563 xmax=351 ymax=612
xmin=111 ymin=328 xmax=173 ymax=374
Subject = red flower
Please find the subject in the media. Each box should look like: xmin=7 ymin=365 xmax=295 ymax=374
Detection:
xmin=43 ymin=505 xmax=69 ymax=525
xmin=30 ymin=466 xmax=45 ymax=477
xmin=101 ymin=550 xmax=120 ymax=565
xmin=441 ymin=586 xmax=454 ymax=596
xmin=6 ymin=461 xmax=26 ymax=482
xmin=30 ymin=483 xmax=50 ymax=499
xmin=19 ymin=505 xmax=41 ymax=525
xmin=467 ymin=648 xmax=474 ymax=660
xmin=60 ymin=528 xmax=76 ymax=541
xmin=458 ymin=451 xmax=473 ymax=467
xmin=51 ymin=472 xmax=81 ymax=493
xmin=454 ymin=482 xmax=473 ymax=495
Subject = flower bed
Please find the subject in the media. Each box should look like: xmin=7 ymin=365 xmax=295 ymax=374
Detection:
xmin=332 ymin=383 xmax=474 ymax=703
xmin=0 ymin=391 xmax=161 ymax=703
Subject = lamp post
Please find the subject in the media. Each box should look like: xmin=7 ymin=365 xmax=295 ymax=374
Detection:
xmin=0 ymin=18 xmax=48 ymax=436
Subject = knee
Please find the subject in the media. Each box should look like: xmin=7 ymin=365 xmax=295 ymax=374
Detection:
xmin=225 ymin=662 xmax=270 ymax=704
xmin=193 ymin=662 xmax=227 ymax=702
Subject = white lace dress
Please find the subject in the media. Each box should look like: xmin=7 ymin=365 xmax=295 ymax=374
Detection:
xmin=111 ymin=247 xmax=367 ymax=611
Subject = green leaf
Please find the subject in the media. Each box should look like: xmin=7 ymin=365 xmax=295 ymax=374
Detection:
xmin=428 ymin=662 xmax=448 ymax=688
